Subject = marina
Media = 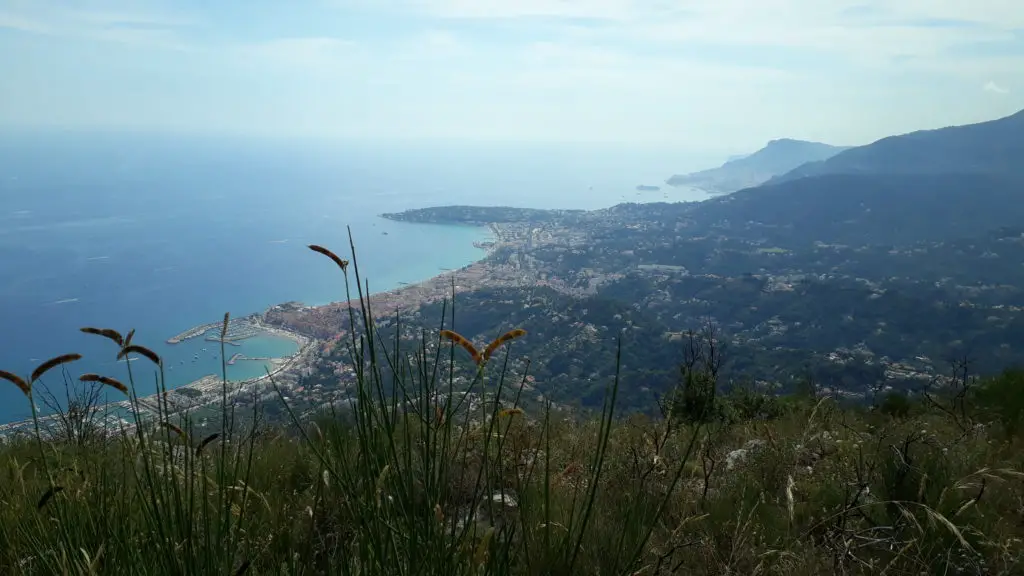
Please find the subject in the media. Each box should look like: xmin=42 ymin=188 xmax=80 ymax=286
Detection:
xmin=167 ymin=315 xmax=267 ymax=345
xmin=227 ymin=353 xmax=272 ymax=365
xmin=167 ymin=321 xmax=221 ymax=344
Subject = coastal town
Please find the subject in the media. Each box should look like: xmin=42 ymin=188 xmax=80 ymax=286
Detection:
xmin=0 ymin=319 xmax=315 ymax=439
xmin=7 ymin=189 xmax=1024 ymax=435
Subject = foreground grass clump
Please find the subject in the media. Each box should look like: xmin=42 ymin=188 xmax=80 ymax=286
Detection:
xmin=2 ymin=236 xmax=1024 ymax=575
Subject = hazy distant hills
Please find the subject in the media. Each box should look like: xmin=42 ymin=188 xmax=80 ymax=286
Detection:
xmin=690 ymin=108 xmax=1024 ymax=246
xmin=665 ymin=139 xmax=850 ymax=195
xmin=768 ymin=109 xmax=1024 ymax=185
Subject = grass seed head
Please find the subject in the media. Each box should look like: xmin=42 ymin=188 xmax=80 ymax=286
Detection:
xmin=440 ymin=329 xmax=482 ymax=365
xmin=482 ymin=328 xmax=527 ymax=363
xmin=80 ymin=327 xmax=124 ymax=347
xmin=0 ymin=370 xmax=31 ymax=396
xmin=31 ymin=353 xmax=83 ymax=383
xmin=79 ymin=373 xmax=129 ymax=394
xmin=117 ymin=345 xmax=161 ymax=366
xmin=308 ymin=244 xmax=349 ymax=272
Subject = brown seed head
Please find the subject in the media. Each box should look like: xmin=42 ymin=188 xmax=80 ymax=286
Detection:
xmin=124 ymin=329 xmax=136 ymax=348
xmin=221 ymin=312 xmax=230 ymax=340
xmin=308 ymin=244 xmax=349 ymax=272
xmin=0 ymin=370 xmax=31 ymax=397
xmin=196 ymin=433 xmax=220 ymax=456
xmin=482 ymin=328 xmax=527 ymax=363
xmin=31 ymin=354 xmax=83 ymax=383
xmin=117 ymin=345 xmax=161 ymax=366
xmin=37 ymin=486 xmax=65 ymax=510
xmin=439 ymin=330 xmax=482 ymax=365
xmin=79 ymin=373 xmax=129 ymax=394
xmin=160 ymin=421 xmax=185 ymax=438
xmin=80 ymin=327 xmax=124 ymax=347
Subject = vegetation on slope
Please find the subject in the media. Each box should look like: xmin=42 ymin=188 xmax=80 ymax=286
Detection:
xmin=3 ymin=241 xmax=1024 ymax=575
xmin=769 ymin=108 xmax=1024 ymax=184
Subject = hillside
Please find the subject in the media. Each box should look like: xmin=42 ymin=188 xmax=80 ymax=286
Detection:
xmin=665 ymin=139 xmax=849 ymax=195
xmin=358 ymin=106 xmax=1024 ymax=410
xmin=5 ymin=297 xmax=1024 ymax=574
xmin=691 ymin=172 xmax=1024 ymax=246
xmin=770 ymin=109 xmax=1024 ymax=184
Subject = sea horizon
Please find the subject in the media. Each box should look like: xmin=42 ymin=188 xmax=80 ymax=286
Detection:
xmin=0 ymin=131 xmax=712 ymax=424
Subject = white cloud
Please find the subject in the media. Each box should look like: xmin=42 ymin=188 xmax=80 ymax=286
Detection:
xmin=400 ymin=0 xmax=1024 ymax=29
xmin=0 ymin=0 xmax=194 ymax=49
xmin=391 ymin=0 xmax=644 ymax=20
xmin=240 ymin=37 xmax=359 ymax=69
xmin=0 ymin=12 xmax=53 ymax=34
xmin=983 ymin=80 xmax=1010 ymax=94
xmin=386 ymin=0 xmax=1020 ymax=69
xmin=4 ymin=0 xmax=1022 ymax=144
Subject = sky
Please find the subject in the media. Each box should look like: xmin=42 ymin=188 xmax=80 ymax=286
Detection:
xmin=0 ymin=0 xmax=1022 ymax=152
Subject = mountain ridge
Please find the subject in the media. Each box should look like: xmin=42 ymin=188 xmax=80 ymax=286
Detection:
xmin=665 ymin=139 xmax=850 ymax=196
xmin=768 ymin=108 xmax=1024 ymax=185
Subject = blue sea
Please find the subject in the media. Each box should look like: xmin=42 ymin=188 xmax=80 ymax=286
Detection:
xmin=0 ymin=131 xmax=712 ymax=423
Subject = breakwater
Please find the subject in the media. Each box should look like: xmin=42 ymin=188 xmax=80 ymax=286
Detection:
xmin=168 ymin=316 xmax=265 ymax=345
xmin=227 ymin=353 xmax=273 ymax=365
xmin=167 ymin=321 xmax=221 ymax=344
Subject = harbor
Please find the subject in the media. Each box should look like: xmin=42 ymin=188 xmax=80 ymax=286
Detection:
xmin=167 ymin=314 xmax=271 ymax=345
xmin=167 ymin=321 xmax=221 ymax=344
xmin=227 ymin=353 xmax=272 ymax=365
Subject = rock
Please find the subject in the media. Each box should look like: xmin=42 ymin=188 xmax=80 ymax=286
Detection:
xmin=725 ymin=439 xmax=766 ymax=471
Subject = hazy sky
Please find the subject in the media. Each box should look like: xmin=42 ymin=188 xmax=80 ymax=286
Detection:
xmin=1 ymin=0 xmax=1022 ymax=152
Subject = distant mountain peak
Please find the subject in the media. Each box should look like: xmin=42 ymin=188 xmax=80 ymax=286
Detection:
xmin=666 ymin=139 xmax=849 ymax=196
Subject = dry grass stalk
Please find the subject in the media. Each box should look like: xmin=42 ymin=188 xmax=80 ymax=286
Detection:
xmin=117 ymin=345 xmax=161 ymax=366
xmin=196 ymin=433 xmax=220 ymax=456
xmin=308 ymin=244 xmax=349 ymax=272
xmin=31 ymin=353 xmax=83 ymax=383
xmin=440 ymin=330 xmax=482 ymax=365
xmin=482 ymin=328 xmax=527 ymax=363
xmin=160 ymin=421 xmax=185 ymax=438
xmin=0 ymin=370 xmax=31 ymax=396
xmin=79 ymin=327 xmax=124 ymax=347
xmin=37 ymin=486 xmax=64 ymax=510
xmin=79 ymin=373 xmax=129 ymax=394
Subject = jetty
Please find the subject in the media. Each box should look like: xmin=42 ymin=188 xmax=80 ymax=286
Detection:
xmin=167 ymin=321 xmax=220 ymax=344
xmin=170 ymin=316 xmax=266 ymax=345
xmin=227 ymin=353 xmax=272 ymax=366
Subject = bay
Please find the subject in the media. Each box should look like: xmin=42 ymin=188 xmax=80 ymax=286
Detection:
xmin=0 ymin=132 xmax=710 ymax=423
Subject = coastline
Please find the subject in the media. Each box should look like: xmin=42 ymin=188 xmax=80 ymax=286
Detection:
xmin=263 ymin=222 xmax=519 ymax=338
xmin=0 ymin=221 xmax=502 ymax=434
xmin=140 ymin=221 xmax=503 ymax=422
xmin=0 ymin=323 xmax=314 ymax=436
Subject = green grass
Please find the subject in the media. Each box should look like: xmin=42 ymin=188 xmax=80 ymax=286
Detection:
xmin=2 ymin=233 xmax=1024 ymax=575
